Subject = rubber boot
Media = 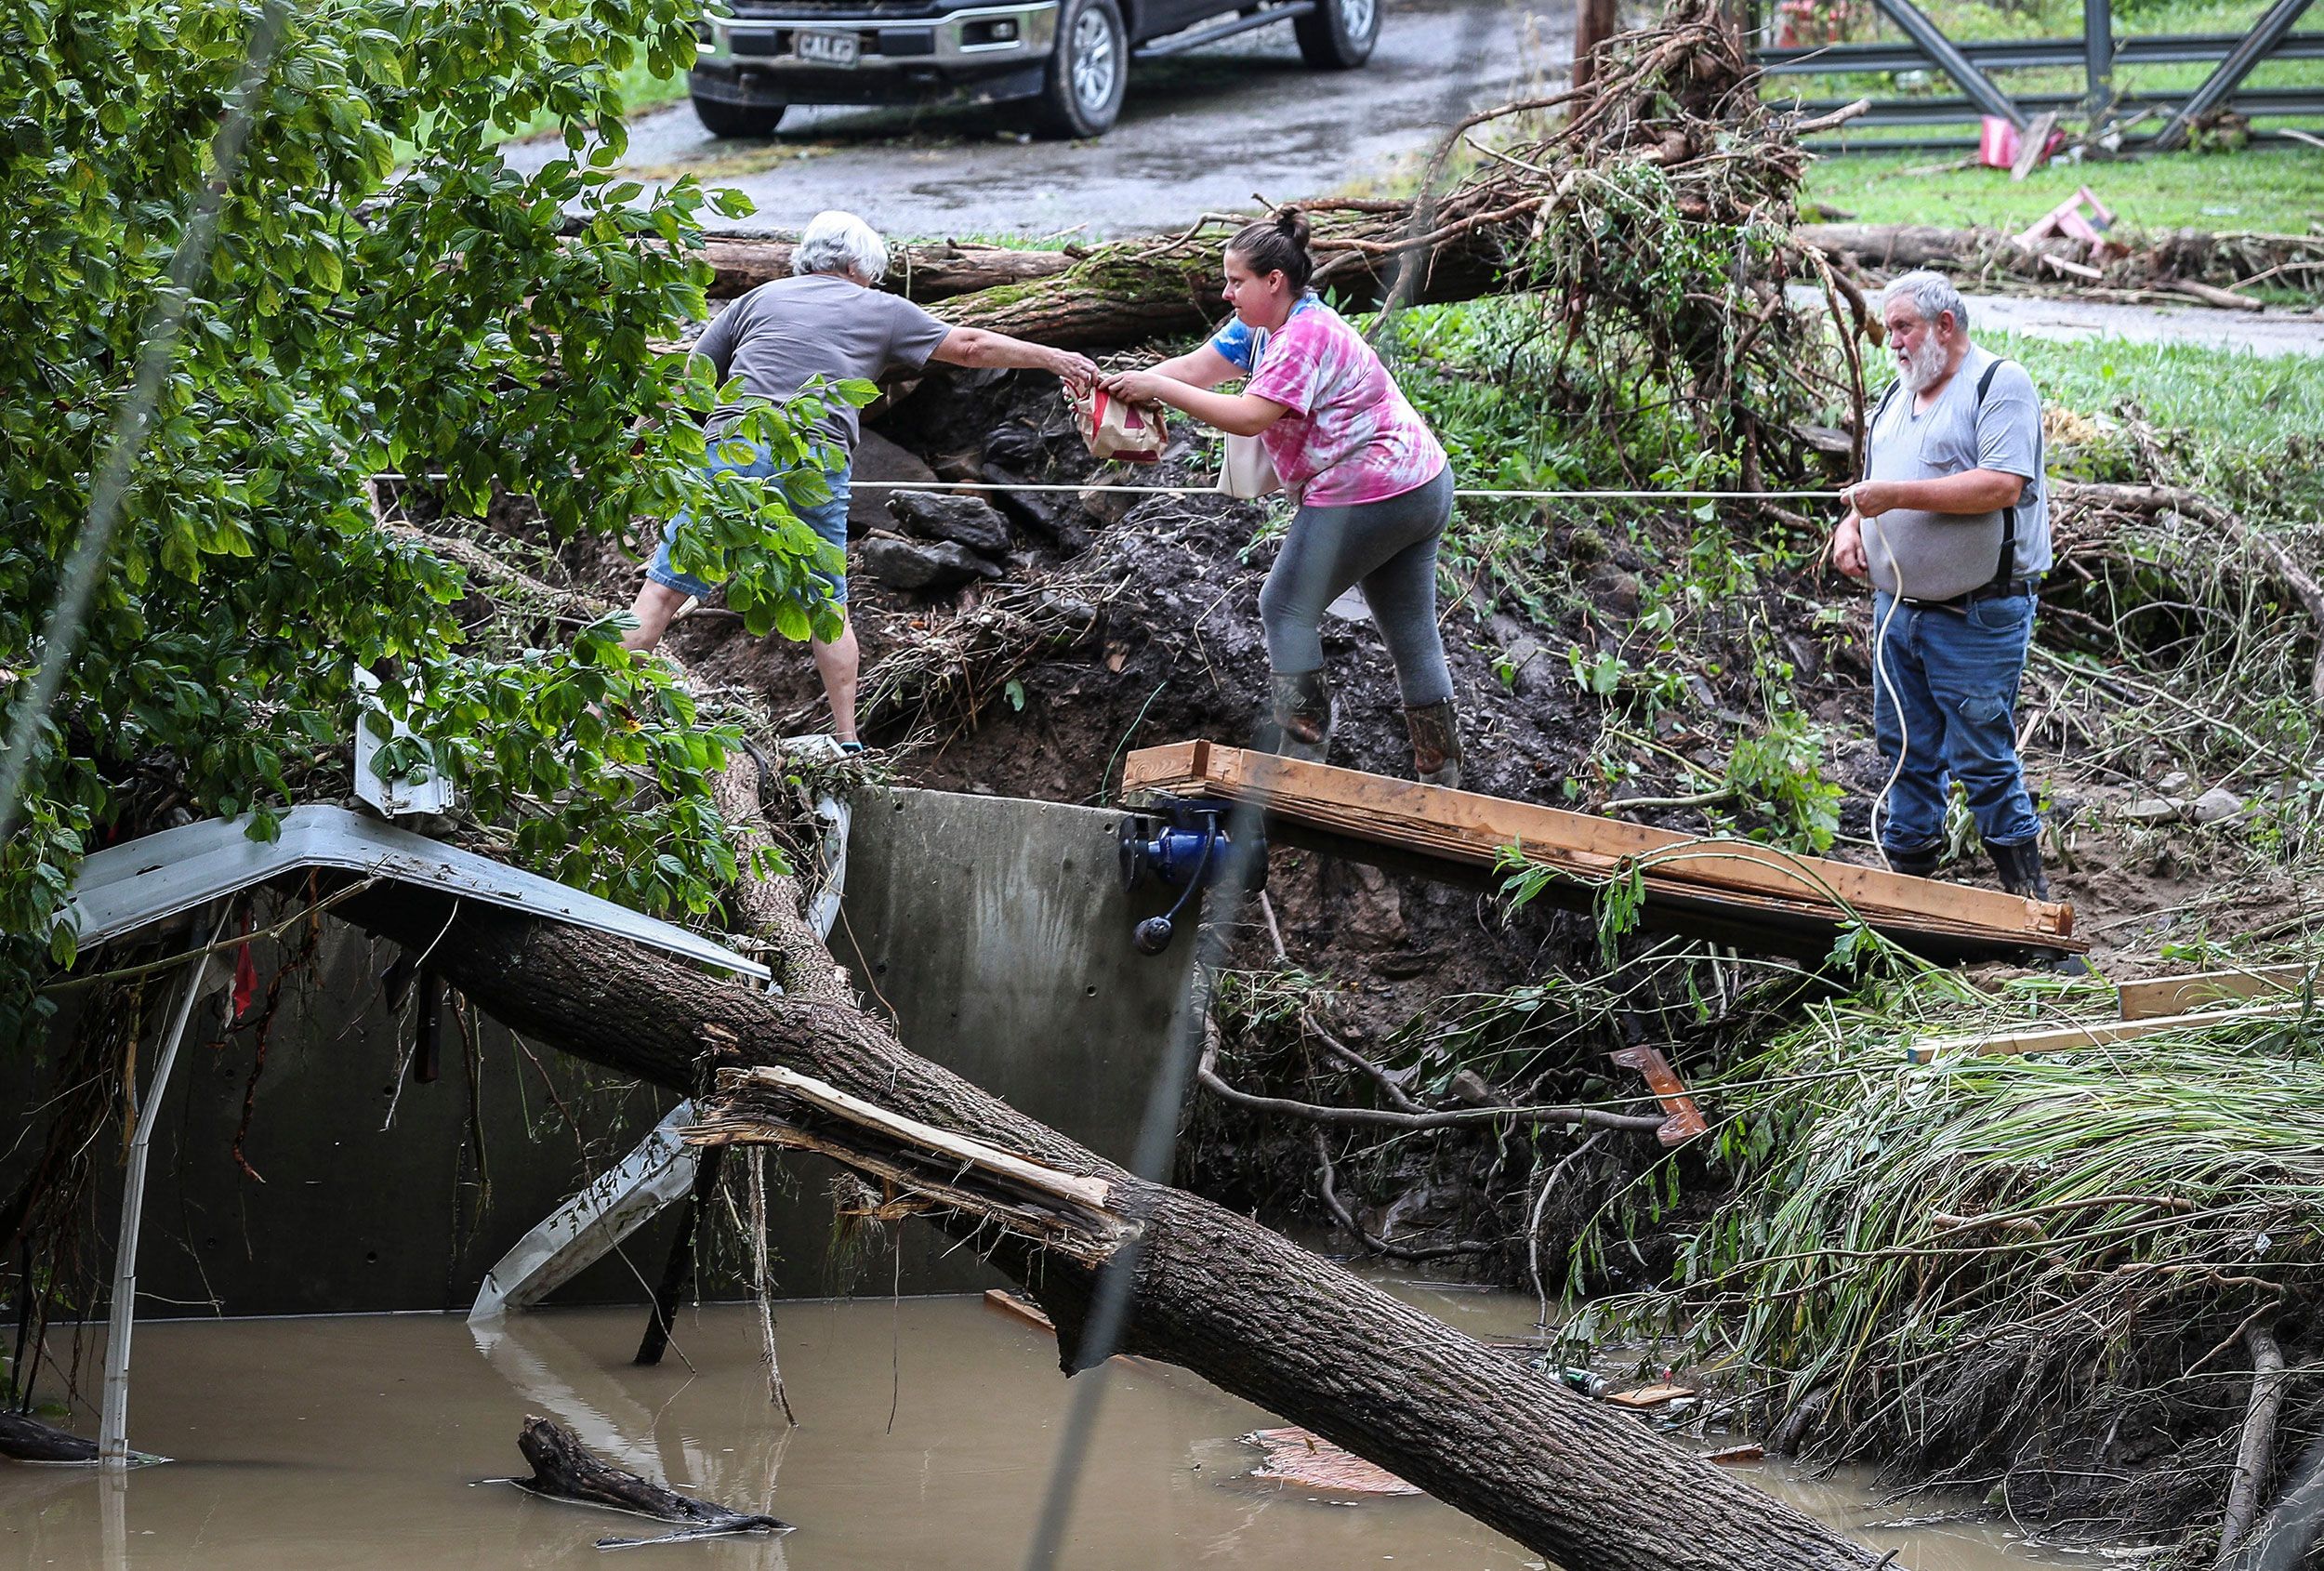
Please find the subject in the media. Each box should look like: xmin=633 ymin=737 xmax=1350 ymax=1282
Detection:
xmin=1987 ymin=838 xmax=2051 ymax=901
xmin=1405 ymin=700 xmax=1463 ymax=789
xmin=1267 ymin=668 xmax=1334 ymax=764
xmin=1884 ymin=843 xmax=1943 ymax=879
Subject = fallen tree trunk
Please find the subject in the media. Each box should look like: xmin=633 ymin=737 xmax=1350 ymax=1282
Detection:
xmin=700 ymin=236 xmax=1078 ymax=304
xmin=334 ymin=879 xmax=1882 ymax=1571
xmin=1799 ymin=222 xmax=2324 ymax=300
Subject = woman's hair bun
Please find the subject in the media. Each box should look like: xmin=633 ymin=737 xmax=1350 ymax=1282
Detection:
xmin=1226 ymin=206 xmax=1316 ymax=291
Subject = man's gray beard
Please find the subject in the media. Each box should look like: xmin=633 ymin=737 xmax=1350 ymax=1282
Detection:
xmin=1895 ymin=336 xmax=1949 ymax=393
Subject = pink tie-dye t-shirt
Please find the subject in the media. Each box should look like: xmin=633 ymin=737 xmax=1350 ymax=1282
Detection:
xmin=1239 ymin=304 xmax=1446 ymax=508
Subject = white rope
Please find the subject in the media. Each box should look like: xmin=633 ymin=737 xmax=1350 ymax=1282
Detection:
xmin=839 ymin=480 xmax=1850 ymax=501
xmin=374 ymin=470 xmax=1845 ymax=503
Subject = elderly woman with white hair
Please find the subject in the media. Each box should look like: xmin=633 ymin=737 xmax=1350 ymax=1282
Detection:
xmin=626 ymin=209 xmax=1098 ymax=750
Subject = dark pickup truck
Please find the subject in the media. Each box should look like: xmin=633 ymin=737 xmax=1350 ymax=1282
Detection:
xmin=689 ymin=0 xmax=1378 ymax=139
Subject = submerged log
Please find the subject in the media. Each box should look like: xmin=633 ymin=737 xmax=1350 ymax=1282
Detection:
xmin=0 ymin=1411 xmax=99 ymax=1463
xmin=337 ymin=878 xmax=1886 ymax=1571
xmin=512 ymin=1416 xmax=788 ymax=1540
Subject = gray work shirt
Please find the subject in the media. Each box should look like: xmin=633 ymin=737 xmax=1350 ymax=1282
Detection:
xmin=693 ymin=273 xmax=953 ymax=453
xmin=1862 ymin=343 xmax=2051 ymax=602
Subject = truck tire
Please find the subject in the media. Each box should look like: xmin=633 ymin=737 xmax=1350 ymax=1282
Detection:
xmin=692 ymin=92 xmax=786 ymax=139
xmin=1031 ymin=0 xmax=1127 ymax=139
xmin=1294 ymin=0 xmax=1378 ymax=68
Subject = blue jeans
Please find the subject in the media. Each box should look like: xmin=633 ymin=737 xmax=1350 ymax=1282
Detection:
xmin=1871 ymin=590 xmax=2042 ymax=854
xmin=648 ymin=437 xmax=852 ymax=605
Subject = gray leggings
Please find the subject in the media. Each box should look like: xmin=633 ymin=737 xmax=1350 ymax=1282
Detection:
xmin=1258 ymin=466 xmax=1455 ymax=706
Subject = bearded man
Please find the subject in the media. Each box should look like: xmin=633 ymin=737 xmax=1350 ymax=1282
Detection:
xmin=1830 ymin=271 xmax=2055 ymax=898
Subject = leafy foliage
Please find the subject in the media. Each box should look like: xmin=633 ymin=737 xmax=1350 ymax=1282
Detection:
xmin=0 ymin=0 xmax=830 ymax=1031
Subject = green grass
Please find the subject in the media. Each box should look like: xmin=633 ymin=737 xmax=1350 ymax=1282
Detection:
xmin=1990 ymin=328 xmax=2324 ymax=455
xmin=1802 ymin=144 xmax=2324 ymax=231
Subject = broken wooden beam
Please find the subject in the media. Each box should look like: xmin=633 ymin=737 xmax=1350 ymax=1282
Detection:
xmin=1120 ymin=742 xmax=2082 ymax=962
xmin=2118 ymin=963 xmax=2317 ymax=1021
xmin=1609 ymin=1045 xmax=1710 ymax=1145
xmin=1905 ymin=999 xmax=2310 ymax=1063
xmin=684 ymin=1065 xmax=1138 ymax=1265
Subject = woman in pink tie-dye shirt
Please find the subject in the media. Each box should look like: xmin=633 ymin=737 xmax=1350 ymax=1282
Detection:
xmin=1101 ymin=209 xmax=1461 ymax=787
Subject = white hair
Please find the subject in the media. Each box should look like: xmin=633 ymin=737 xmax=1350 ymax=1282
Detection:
xmin=1884 ymin=269 xmax=1970 ymax=335
xmin=792 ymin=210 xmax=888 ymax=283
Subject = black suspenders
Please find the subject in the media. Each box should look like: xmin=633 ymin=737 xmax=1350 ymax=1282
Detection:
xmin=1974 ymin=359 xmax=2022 ymax=596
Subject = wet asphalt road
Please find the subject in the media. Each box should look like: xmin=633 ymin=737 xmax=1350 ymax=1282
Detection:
xmin=507 ymin=0 xmax=1572 ymax=238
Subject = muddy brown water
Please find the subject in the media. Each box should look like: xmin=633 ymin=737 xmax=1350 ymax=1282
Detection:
xmin=5 ymin=1286 xmax=2076 ymax=1570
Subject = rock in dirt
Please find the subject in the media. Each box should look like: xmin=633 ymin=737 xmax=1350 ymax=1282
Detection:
xmin=2122 ymin=797 xmax=2186 ymax=825
xmin=982 ymin=462 xmax=1077 ymax=546
xmin=860 ymin=535 xmax=1004 ymax=592
xmin=1078 ymin=485 xmax=1138 ymax=527
xmin=851 ymin=430 xmax=937 ymax=539
xmin=2192 ymin=786 xmax=2247 ymax=825
xmin=886 ymin=490 xmax=1011 ymax=559
xmin=2155 ymin=770 xmax=2193 ymax=796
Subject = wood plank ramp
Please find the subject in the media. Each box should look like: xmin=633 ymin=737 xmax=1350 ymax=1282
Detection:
xmin=1120 ymin=741 xmax=2082 ymax=963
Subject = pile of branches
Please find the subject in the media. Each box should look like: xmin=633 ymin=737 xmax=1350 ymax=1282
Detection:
xmin=1571 ymin=969 xmax=2324 ymax=1555
xmin=852 ymin=572 xmax=1117 ymax=747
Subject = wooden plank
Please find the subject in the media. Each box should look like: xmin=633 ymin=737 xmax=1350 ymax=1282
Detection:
xmin=1122 ymin=742 xmax=2082 ymax=955
xmin=984 ymin=1287 xmax=1055 ymax=1331
xmin=1604 ymin=1384 xmax=1693 ymax=1409
xmin=2118 ymin=963 xmax=2317 ymax=1020
xmin=1904 ymin=999 xmax=2307 ymax=1063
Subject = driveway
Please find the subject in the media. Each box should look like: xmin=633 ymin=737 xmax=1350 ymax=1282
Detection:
xmin=505 ymin=0 xmax=1573 ymax=239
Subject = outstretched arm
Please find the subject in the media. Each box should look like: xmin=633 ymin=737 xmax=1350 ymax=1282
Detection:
xmin=1100 ymin=368 xmax=1288 ymax=438
xmin=930 ymin=326 xmax=1098 ymax=391
xmin=1149 ymin=344 xmax=1242 ymax=390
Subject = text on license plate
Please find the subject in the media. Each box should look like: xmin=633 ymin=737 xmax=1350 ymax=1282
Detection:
xmin=795 ymin=28 xmax=859 ymax=66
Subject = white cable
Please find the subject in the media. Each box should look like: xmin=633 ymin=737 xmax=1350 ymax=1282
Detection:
xmin=370 ymin=470 xmax=1846 ymax=504
xmin=1862 ymin=512 xmax=1909 ymax=876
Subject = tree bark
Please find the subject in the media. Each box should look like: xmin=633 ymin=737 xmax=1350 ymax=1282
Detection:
xmin=515 ymin=1415 xmax=787 ymax=1534
xmin=1574 ymin=0 xmax=1619 ymax=91
xmin=2219 ymin=1326 xmax=2290 ymax=1564
xmin=336 ymin=884 xmax=1881 ymax=1571
xmin=0 ymin=1410 xmax=98 ymax=1463
xmin=702 ymin=238 xmax=1078 ymax=303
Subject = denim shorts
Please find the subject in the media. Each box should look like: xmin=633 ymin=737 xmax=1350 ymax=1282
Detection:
xmin=648 ymin=436 xmax=852 ymax=606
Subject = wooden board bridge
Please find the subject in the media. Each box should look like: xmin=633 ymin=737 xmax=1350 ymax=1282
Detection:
xmin=1121 ymin=741 xmax=2083 ymax=964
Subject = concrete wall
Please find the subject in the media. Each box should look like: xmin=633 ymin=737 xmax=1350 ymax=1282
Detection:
xmin=23 ymin=788 xmax=1193 ymax=1317
xmin=812 ymin=788 xmax=1195 ymax=1295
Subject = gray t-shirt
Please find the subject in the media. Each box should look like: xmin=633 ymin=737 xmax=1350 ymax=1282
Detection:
xmin=1862 ymin=343 xmax=2051 ymax=601
xmin=694 ymin=273 xmax=953 ymax=453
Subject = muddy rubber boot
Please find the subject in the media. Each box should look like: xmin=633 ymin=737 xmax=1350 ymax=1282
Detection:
xmin=1884 ymin=843 xmax=1943 ymax=879
xmin=1267 ymin=668 xmax=1335 ymax=764
xmin=1405 ymin=700 xmax=1463 ymax=790
xmin=1988 ymin=838 xmax=2051 ymax=901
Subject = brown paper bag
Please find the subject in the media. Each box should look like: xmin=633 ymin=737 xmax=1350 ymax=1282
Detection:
xmin=1067 ymin=386 xmax=1168 ymax=463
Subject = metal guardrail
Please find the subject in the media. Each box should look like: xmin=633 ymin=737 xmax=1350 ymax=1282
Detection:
xmin=1762 ymin=30 xmax=2324 ymax=74
xmin=1756 ymin=0 xmax=2323 ymax=147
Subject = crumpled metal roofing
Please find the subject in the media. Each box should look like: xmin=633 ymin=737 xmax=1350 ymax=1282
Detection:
xmin=62 ymin=803 xmax=769 ymax=982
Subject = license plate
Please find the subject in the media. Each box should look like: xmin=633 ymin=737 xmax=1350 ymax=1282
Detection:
xmin=794 ymin=28 xmax=859 ymax=66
